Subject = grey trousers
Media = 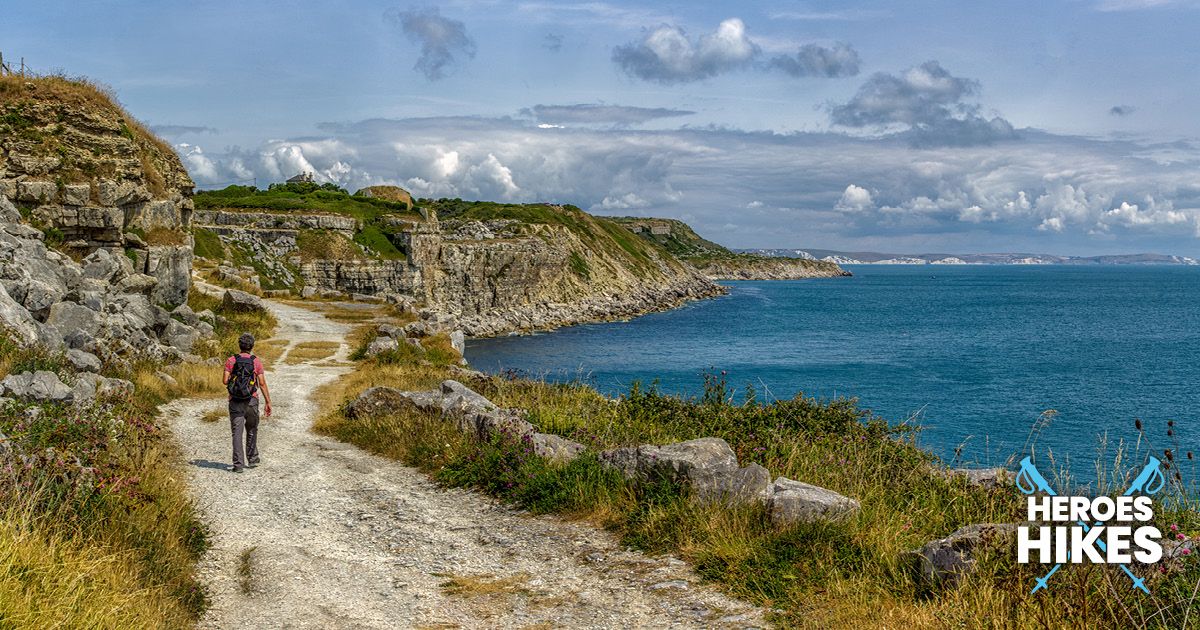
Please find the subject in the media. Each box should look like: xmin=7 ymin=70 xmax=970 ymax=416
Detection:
xmin=229 ymin=397 xmax=260 ymax=468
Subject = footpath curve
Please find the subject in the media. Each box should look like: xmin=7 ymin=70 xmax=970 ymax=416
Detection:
xmin=165 ymin=295 xmax=766 ymax=629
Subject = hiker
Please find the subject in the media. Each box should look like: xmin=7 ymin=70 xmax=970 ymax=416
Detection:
xmin=223 ymin=333 xmax=273 ymax=473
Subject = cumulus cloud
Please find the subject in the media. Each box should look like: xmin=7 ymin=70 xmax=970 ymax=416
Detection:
xmin=520 ymin=103 xmax=695 ymax=126
xmin=612 ymin=18 xmax=758 ymax=84
xmin=831 ymin=61 xmax=1016 ymax=146
xmin=184 ymin=117 xmax=1200 ymax=254
xmin=385 ymin=7 xmax=476 ymax=81
xmin=1109 ymin=104 xmax=1137 ymax=116
xmin=768 ymin=43 xmax=861 ymax=78
xmin=835 ymin=184 xmax=874 ymax=212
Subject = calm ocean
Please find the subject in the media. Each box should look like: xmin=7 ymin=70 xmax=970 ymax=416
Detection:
xmin=465 ymin=265 xmax=1200 ymax=480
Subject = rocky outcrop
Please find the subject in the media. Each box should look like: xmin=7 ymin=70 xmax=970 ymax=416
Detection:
xmin=2 ymin=80 xmax=194 ymax=253
xmin=342 ymin=379 xmax=859 ymax=526
xmin=0 ymin=212 xmax=209 ymax=363
xmin=194 ymin=209 xmax=357 ymax=237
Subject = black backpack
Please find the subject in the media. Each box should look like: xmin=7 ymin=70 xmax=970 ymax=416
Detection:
xmin=227 ymin=354 xmax=258 ymax=401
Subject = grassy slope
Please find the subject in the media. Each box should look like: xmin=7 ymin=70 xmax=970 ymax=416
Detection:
xmin=0 ymin=289 xmax=278 ymax=626
xmin=610 ymin=216 xmax=843 ymax=274
xmin=309 ymin=308 xmax=1200 ymax=629
xmin=0 ymin=73 xmax=187 ymax=197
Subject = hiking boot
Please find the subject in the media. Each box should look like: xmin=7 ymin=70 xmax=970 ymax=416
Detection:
xmin=232 ymin=465 xmax=244 ymax=474
xmin=248 ymin=457 xmax=261 ymax=467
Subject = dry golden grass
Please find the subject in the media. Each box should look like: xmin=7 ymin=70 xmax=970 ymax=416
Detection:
xmin=143 ymin=227 xmax=188 ymax=246
xmin=439 ymin=573 xmax=531 ymax=598
xmin=200 ymin=409 xmax=225 ymax=423
xmin=284 ymin=341 xmax=340 ymax=364
xmin=254 ymin=339 xmax=288 ymax=365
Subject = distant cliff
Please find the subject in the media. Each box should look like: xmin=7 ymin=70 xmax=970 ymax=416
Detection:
xmin=610 ymin=217 xmax=850 ymax=279
xmin=191 ymin=187 xmax=723 ymax=335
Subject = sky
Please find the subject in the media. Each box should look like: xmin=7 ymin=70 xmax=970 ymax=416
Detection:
xmin=4 ymin=0 xmax=1200 ymax=255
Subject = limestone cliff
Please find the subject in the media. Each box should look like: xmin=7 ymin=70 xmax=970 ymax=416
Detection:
xmin=192 ymin=190 xmax=724 ymax=335
xmin=0 ymin=75 xmax=195 ymax=307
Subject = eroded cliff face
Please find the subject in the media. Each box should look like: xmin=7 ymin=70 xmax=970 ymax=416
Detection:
xmin=692 ymin=257 xmax=852 ymax=280
xmin=0 ymin=77 xmax=195 ymax=308
xmin=193 ymin=203 xmax=724 ymax=336
xmin=429 ymin=219 xmax=722 ymax=335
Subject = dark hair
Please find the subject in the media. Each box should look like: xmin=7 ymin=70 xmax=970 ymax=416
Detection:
xmin=238 ymin=333 xmax=255 ymax=353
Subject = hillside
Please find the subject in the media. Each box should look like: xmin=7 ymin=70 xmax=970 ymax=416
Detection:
xmin=191 ymin=187 xmax=723 ymax=335
xmin=611 ymin=217 xmax=850 ymax=279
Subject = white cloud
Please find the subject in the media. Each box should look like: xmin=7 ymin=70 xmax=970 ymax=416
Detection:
xmin=612 ymin=18 xmax=758 ymax=84
xmin=835 ymin=184 xmax=873 ymax=212
xmin=1037 ymin=217 xmax=1065 ymax=232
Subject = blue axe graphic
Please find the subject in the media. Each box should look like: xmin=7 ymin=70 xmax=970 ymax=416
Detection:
xmin=1016 ymin=456 xmax=1164 ymax=594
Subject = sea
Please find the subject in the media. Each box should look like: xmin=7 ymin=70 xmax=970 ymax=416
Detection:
xmin=464 ymin=265 xmax=1200 ymax=481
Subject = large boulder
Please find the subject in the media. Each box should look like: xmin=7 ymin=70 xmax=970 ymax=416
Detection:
xmin=66 ymin=349 xmax=103 ymax=373
xmin=148 ymin=244 xmax=192 ymax=308
xmin=638 ymin=438 xmax=740 ymax=491
xmin=81 ymin=248 xmax=132 ymax=284
xmin=909 ymin=523 xmax=1017 ymax=586
xmin=0 ymin=283 xmax=43 ymax=346
xmin=46 ymin=301 xmax=103 ymax=339
xmin=1 ymin=371 xmax=73 ymax=403
xmin=114 ymin=273 xmax=158 ymax=295
xmin=161 ymin=319 xmax=201 ymax=352
xmin=71 ymin=372 xmax=135 ymax=403
xmin=364 ymin=336 xmax=399 ymax=357
xmin=439 ymin=380 xmax=497 ymax=415
xmin=345 ymin=386 xmax=421 ymax=419
xmin=0 ymin=195 xmax=20 ymax=223
xmin=530 ymin=432 xmax=586 ymax=463
xmin=449 ymin=330 xmax=466 ymax=356
xmin=768 ymin=477 xmax=860 ymax=527
xmin=221 ymin=289 xmax=265 ymax=313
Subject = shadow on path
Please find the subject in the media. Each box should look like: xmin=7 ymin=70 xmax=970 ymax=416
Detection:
xmin=190 ymin=458 xmax=231 ymax=471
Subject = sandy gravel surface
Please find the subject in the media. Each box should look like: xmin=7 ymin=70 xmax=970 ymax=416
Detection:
xmin=165 ymin=295 xmax=765 ymax=629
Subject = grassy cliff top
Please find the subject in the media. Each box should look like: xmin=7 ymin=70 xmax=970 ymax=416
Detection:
xmin=0 ymin=73 xmax=191 ymax=195
xmin=608 ymin=216 xmax=744 ymax=260
xmin=195 ymin=183 xmax=422 ymax=221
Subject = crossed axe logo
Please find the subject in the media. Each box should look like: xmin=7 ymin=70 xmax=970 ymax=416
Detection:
xmin=1015 ymin=455 xmax=1166 ymax=594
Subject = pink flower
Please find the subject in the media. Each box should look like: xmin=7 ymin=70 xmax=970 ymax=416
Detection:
xmin=1171 ymin=524 xmax=1180 ymax=532
xmin=1178 ymin=533 xmax=1187 ymax=541
xmin=1183 ymin=548 xmax=1193 ymax=556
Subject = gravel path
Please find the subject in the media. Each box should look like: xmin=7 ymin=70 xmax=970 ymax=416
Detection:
xmin=165 ymin=297 xmax=766 ymax=629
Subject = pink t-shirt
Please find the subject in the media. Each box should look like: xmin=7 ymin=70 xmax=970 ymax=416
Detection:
xmin=224 ymin=353 xmax=265 ymax=399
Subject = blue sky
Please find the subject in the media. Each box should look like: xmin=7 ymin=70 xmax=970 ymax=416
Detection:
xmin=5 ymin=0 xmax=1200 ymax=254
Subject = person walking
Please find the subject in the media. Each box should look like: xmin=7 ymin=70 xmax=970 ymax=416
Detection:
xmin=223 ymin=333 xmax=273 ymax=473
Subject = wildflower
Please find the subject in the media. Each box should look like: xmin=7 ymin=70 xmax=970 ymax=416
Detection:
xmin=1183 ymin=548 xmax=1193 ymax=556
xmin=1171 ymin=524 xmax=1179 ymax=532
xmin=1179 ymin=533 xmax=1187 ymax=541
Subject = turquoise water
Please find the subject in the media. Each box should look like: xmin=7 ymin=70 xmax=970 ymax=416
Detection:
xmin=464 ymin=266 xmax=1200 ymax=479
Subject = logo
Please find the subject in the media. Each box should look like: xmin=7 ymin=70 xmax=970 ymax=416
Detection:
xmin=1015 ymin=456 xmax=1166 ymax=593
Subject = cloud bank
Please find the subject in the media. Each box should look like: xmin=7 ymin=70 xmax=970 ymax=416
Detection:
xmin=768 ymin=43 xmax=861 ymax=78
xmin=181 ymin=114 xmax=1200 ymax=254
xmin=520 ymin=103 xmax=695 ymax=125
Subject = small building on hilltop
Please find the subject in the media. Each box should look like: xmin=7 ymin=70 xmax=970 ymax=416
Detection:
xmin=287 ymin=171 xmax=315 ymax=184
xmin=355 ymin=185 xmax=413 ymax=212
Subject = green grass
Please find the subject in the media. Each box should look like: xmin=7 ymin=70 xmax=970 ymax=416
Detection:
xmin=193 ymin=227 xmax=225 ymax=260
xmin=195 ymin=183 xmax=421 ymax=224
xmin=352 ymin=224 xmax=406 ymax=260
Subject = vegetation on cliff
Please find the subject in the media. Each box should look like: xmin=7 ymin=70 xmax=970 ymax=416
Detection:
xmin=611 ymin=216 xmax=848 ymax=279
xmin=0 ymin=73 xmax=191 ymax=199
